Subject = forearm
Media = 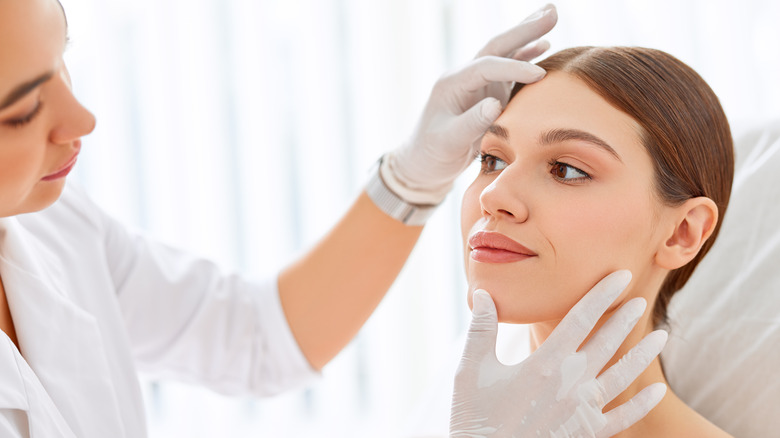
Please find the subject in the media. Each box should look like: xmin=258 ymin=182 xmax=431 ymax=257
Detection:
xmin=277 ymin=2 xmax=557 ymax=373
xmin=278 ymin=191 xmax=423 ymax=370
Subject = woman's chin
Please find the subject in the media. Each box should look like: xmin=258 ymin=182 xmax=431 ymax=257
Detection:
xmin=468 ymin=283 xmax=570 ymax=325
xmin=1 ymin=182 xmax=67 ymax=217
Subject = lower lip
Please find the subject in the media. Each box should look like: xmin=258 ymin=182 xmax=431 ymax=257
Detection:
xmin=42 ymin=155 xmax=79 ymax=181
xmin=471 ymin=248 xmax=535 ymax=263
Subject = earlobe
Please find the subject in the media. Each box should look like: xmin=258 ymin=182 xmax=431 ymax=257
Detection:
xmin=655 ymin=197 xmax=718 ymax=270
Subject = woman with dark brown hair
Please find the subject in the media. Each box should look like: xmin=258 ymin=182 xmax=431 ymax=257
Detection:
xmin=461 ymin=46 xmax=734 ymax=437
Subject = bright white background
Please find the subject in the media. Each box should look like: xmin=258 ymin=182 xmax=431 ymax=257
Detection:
xmin=57 ymin=0 xmax=779 ymax=436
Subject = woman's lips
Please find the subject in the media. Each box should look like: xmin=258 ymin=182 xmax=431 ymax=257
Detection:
xmin=42 ymin=142 xmax=81 ymax=181
xmin=469 ymin=230 xmax=537 ymax=263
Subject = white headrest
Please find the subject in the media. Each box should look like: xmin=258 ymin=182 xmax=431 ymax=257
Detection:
xmin=662 ymin=119 xmax=780 ymax=438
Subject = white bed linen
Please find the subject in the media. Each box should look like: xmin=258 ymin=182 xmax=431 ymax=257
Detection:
xmin=662 ymin=119 xmax=780 ymax=438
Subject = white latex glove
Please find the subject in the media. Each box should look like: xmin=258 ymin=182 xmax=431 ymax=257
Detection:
xmin=450 ymin=271 xmax=669 ymax=438
xmin=381 ymin=4 xmax=558 ymax=205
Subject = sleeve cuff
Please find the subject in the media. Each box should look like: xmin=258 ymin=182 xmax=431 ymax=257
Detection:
xmin=254 ymin=276 xmax=321 ymax=395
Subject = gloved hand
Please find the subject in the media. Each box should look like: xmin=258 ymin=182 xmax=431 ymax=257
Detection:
xmin=450 ymin=271 xmax=669 ymax=438
xmin=381 ymin=4 xmax=558 ymax=205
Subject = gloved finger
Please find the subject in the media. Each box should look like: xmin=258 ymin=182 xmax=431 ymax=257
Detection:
xmin=452 ymin=56 xmax=545 ymax=93
xmin=597 ymin=382 xmax=667 ymax=438
xmin=476 ymin=4 xmax=558 ymax=58
xmin=580 ymin=297 xmax=647 ymax=377
xmin=538 ymin=270 xmax=632 ymax=358
xmin=446 ymin=97 xmax=502 ymax=150
xmin=510 ymin=39 xmax=551 ymax=62
xmin=460 ymin=289 xmax=499 ymax=361
xmin=596 ymin=330 xmax=668 ymax=404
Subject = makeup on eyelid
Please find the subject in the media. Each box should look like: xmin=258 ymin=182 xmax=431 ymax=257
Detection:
xmin=479 ymin=142 xmax=618 ymax=178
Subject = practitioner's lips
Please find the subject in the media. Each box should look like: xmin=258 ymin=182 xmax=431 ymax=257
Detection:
xmin=42 ymin=140 xmax=81 ymax=181
xmin=469 ymin=230 xmax=537 ymax=263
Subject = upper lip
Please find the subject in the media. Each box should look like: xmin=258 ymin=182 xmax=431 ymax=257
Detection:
xmin=469 ymin=231 xmax=537 ymax=256
xmin=44 ymin=142 xmax=81 ymax=178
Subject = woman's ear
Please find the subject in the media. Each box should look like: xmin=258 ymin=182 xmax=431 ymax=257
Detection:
xmin=655 ymin=197 xmax=718 ymax=270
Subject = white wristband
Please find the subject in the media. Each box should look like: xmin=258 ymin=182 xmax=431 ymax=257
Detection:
xmin=366 ymin=157 xmax=438 ymax=226
xmin=379 ymin=152 xmax=454 ymax=205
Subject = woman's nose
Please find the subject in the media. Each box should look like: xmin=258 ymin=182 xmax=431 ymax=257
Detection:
xmin=48 ymin=70 xmax=96 ymax=145
xmin=478 ymin=170 xmax=530 ymax=223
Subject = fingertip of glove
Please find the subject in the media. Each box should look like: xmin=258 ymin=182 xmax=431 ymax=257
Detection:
xmin=480 ymin=98 xmax=502 ymax=122
xmin=535 ymin=39 xmax=551 ymax=53
xmin=602 ymin=270 xmax=633 ymax=301
xmin=610 ymin=269 xmax=633 ymax=286
xmin=472 ymin=289 xmax=496 ymax=317
xmin=531 ymin=65 xmax=547 ymax=80
xmin=648 ymin=329 xmax=669 ymax=351
xmin=646 ymin=382 xmax=668 ymax=405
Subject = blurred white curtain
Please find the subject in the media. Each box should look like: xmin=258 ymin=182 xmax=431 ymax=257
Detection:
xmin=58 ymin=0 xmax=780 ymax=436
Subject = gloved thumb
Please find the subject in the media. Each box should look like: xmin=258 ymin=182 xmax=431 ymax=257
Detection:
xmin=462 ymin=289 xmax=499 ymax=360
xmin=450 ymin=97 xmax=502 ymax=149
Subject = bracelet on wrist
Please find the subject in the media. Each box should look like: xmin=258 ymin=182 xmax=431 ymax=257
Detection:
xmin=365 ymin=156 xmax=438 ymax=226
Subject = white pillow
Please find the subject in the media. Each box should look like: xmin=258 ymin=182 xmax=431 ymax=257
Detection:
xmin=662 ymin=119 xmax=780 ymax=438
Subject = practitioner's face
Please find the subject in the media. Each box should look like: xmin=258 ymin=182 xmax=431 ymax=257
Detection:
xmin=0 ymin=0 xmax=95 ymax=217
xmin=461 ymin=72 xmax=669 ymax=323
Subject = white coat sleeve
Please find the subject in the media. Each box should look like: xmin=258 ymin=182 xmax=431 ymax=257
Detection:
xmin=76 ymin=188 xmax=319 ymax=397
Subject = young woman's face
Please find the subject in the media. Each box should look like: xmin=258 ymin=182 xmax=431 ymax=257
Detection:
xmin=0 ymin=0 xmax=95 ymax=217
xmin=461 ymin=72 xmax=670 ymax=323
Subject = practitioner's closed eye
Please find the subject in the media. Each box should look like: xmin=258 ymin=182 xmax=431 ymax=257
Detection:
xmin=3 ymin=101 xmax=44 ymax=128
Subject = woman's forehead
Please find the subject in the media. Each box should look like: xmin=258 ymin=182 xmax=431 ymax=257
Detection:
xmin=499 ymin=72 xmax=643 ymax=155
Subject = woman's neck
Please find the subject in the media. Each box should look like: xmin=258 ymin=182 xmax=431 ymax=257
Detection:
xmin=528 ymin=302 xmax=731 ymax=437
xmin=529 ymin=304 xmax=662 ymax=409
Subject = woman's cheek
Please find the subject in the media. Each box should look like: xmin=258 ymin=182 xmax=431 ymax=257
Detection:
xmin=461 ymin=183 xmax=484 ymax=262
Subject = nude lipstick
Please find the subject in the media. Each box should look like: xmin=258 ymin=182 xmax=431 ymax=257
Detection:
xmin=469 ymin=230 xmax=537 ymax=263
xmin=42 ymin=141 xmax=81 ymax=181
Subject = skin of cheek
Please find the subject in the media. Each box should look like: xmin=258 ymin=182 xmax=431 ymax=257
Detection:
xmin=0 ymin=144 xmax=44 ymax=216
xmin=460 ymin=71 xmax=672 ymax=325
xmin=0 ymin=113 xmax=67 ymax=217
xmin=461 ymin=174 xmax=661 ymax=324
xmin=0 ymin=0 xmax=73 ymax=218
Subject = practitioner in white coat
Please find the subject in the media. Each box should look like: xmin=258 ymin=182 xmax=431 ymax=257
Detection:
xmin=0 ymin=0 xmax=667 ymax=436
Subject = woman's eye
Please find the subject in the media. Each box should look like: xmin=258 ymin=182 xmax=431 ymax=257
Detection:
xmin=479 ymin=154 xmax=508 ymax=173
xmin=3 ymin=102 xmax=43 ymax=128
xmin=550 ymin=161 xmax=590 ymax=182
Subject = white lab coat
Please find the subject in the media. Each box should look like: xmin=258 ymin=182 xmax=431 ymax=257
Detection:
xmin=0 ymin=183 xmax=317 ymax=437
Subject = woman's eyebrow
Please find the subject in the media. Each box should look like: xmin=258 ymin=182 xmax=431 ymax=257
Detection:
xmin=0 ymin=71 xmax=55 ymax=112
xmin=539 ymin=128 xmax=623 ymax=162
xmin=485 ymin=124 xmax=510 ymax=141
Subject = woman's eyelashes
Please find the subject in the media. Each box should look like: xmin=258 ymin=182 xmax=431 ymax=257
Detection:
xmin=479 ymin=153 xmax=592 ymax=183
xmin=479 ymin=153 xmax=508 ymax=174
xmin=3 ymin=102 xmax=43 ymax=128
xmin=549 ymin=160 xmax=591 ymax=183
